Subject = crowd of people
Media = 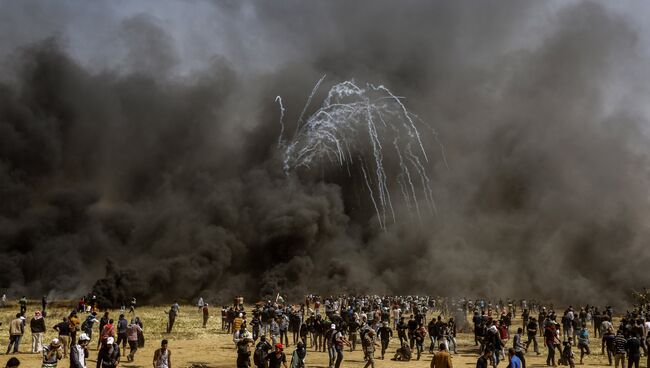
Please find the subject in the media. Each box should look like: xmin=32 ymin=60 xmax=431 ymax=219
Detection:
xmin=1 ymin=296 xmax=160 ymax=368
xmin=225 ymin=295 xmax=650 ymax=368
xmin=3 ymin=294 xmax=650 ymax=368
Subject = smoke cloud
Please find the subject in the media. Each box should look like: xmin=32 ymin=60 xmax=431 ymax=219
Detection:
xmin=1 ymin=0 xmax=650 ymax=306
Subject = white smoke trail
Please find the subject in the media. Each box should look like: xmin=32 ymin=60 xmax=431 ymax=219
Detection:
xmin=279 ymin=78 xmax=439 ymax=228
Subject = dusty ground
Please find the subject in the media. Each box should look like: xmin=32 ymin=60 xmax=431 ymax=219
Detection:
xmin=0 ymin=303 xmax=630 ymax=368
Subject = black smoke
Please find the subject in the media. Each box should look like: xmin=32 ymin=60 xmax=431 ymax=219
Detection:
xmin=1 ymin=1 xmax=649 ymax=306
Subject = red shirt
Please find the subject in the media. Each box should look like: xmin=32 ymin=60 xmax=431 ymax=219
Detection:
xmin=101 ymin=324 xmax=115 ymax=340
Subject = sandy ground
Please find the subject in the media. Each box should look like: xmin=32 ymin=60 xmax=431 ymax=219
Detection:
xmin=0 ymin=303 xmax=632 ymax=368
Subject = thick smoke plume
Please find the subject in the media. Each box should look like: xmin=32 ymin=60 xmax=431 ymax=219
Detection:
xmin=1 ymin=0 xmax=650 ymax=305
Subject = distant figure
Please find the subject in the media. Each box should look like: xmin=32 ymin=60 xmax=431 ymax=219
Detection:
xmin=197 ymin=297 xmax=204 ymax=311
xmin=1 ymin=294 xmax=7 ymax=307
xmin=19 ymin=297 xmax=27 ymax=315
xmin=41 ymin=296 xmax=48 ymax=313
xmin=166 ymin=302 xmax=179 ymax=334
xmin=129 ymin=298 xmax=137 ymax=314
xmin=202 ymin=304 xmax=209 ymax=328
xmin=153 ymin=340 xmax=171 ymax=368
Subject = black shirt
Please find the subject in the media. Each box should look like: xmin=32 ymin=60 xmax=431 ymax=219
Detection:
xmin=55 ymin=321 xmax=70 ymax=336
xmin=266 ymin=352 xmax=286 ymax=368
xmin=477 ymin=355 xmax=489 ymax=368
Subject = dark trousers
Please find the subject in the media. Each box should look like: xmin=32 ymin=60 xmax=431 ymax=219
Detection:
xmin=335 ymin=347 xmax=344 ymax=368
xmin=6 ymin=335 xmax=21 ymax=354
xmin=202 ymin=315 xmax=209 ymax=328
xmin=381 ymin=339 xmax=389 ymax=358
xmin=167 ymin=315 xmax=176 ymax=333
xmin=116 ymin=332 xmax=127 ymax=349
xmin=526 ymin=333 xmax=538 ymax=353
xmin=628 ymin=354 xmax=640 ymax=368
xmin=128 ymin=340 xmax=138 ymax=360
xmin=546 ymin=342 xmax=555 ymax=366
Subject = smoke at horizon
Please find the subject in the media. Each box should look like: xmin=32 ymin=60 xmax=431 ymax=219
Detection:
xmin=1 ymin=0 xmax=650 ymax=306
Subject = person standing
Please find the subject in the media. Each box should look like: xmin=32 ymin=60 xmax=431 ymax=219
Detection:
xmin=153 ymin=340 xmax=171 ymax=368
xmin=41 ymin=297 xmax=48 ymax=315
xmin=41 ymin=338 xmax=62 ymax=368
xmin=6 ymin=313 xmax=24 ymax=354
xmin=202 ymin=304 xmax=209 ymax=328
xmin=70 ymin=333 xmax=90 ymax=368
xmin=97 ymin=313 xmax=109 ymax=350
xmin=30 ymin=311 xmax=46 ymax=353
xmin=53 ymin=317 xmax=70 ymax=358
xmin=68 ymin=312 xmax=80 ymax=346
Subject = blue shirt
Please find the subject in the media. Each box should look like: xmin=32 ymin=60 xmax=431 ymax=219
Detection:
xmin=510 ymin=355 xmax=522 ymax=368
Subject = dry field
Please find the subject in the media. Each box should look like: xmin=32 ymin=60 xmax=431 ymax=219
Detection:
xmin=0 ymin=302 xmax=629 ymax=368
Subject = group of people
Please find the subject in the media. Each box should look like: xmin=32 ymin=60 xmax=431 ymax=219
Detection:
xmin=3 ymin=297 xmax=151 ymax=368
xmin=6 ymin=294 xmax=650 ymax=368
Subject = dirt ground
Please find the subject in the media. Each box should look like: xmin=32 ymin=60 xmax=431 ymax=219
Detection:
xmin=0 ymin=303 xmax=631 ymax=368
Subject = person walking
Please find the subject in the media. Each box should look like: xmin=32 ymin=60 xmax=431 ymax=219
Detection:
xmin=362 ymin=329 xmax=379 ymax=368
xmin=166 ymin=302 xmax=179 ymax=334
xmin=430 ymin=343 xmax=453 ymax=368
xmin=116 ymin=315 xmax=128 ymax=350
xmin=614 ymin=331 xmax=627 ymax=368
xmin=126 ymin=320 xmax=143 ymax=362
xmin=96 ymin=337 xmax=120 ymax=368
